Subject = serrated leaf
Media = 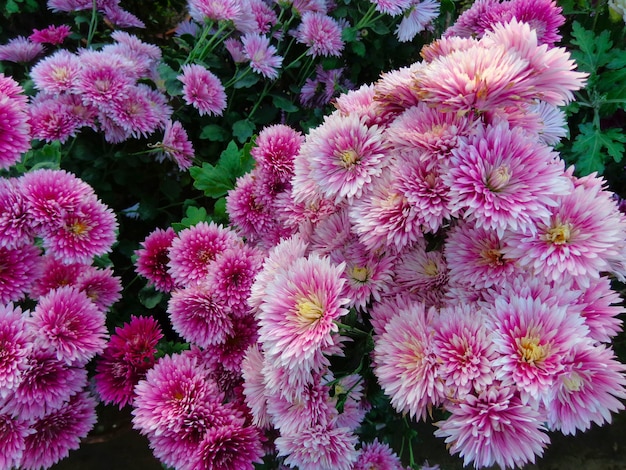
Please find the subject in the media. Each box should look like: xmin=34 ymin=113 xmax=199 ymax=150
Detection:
xmin=571 ymin=123 xmax=626 ymax=175
xmin=199 ymin=124 xmax=229 ymax=141
xmin=233 ymin=70 xmax=260 ymax=89
xmin=342 ymin=27 xmax=358 ymax=42
xmin=598 ymin=68 xmax=626 ymax=104
xmin=180 ymin=206 xmax=209 ymax=228
xmin=189 ymin=162 xmax=232 ymax=198
xmin=232 ymin=119 xmax=255 ymax=143
xmin=157 ymin=63 xmax=182 ymax=96
xmin=570 ymin=22 xmax=613 ymax=73
xmin=272 ymin=94 xmax=299 ymax=113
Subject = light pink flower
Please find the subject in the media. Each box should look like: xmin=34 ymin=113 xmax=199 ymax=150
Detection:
xmin=392 ymin=239 xmax=448 ymax=293
xmin=296 ymin=12 xmax=344 ymax=57
xmin=241 ymin=33 xmax=283 ymax=79
xmin=370 ymin=0 xmax=413 ymax=16
xmin=28 ymin=93 xmax=81 ymax=143
xmin=354 ymin=439 xmax=405 ymax=470
xmin=395 ymin=0 xmax=440 ymax=42
xmin=30 ymin=49 xmax=81 ymax=94
xmin=188 ymin=0 xmax=242 ymax=22
xmin=575 ymin=277 xmax=624 ymax=343
xmin=0 ymin=36 xmax=43 ymax=63
xmin=75 ymin=266 xmax=122 ymax=312
xmin=178 ymin=64 xmax=227 ymax=116
xmin=156 ymin=120 xmax=195 ymax=170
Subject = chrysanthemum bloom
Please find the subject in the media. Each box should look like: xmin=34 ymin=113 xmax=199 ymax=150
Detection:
xmin=30 ymin=50 xmax=81 ymax=95
xmin=28 ymin=255 xmax=84 ymax=299
xmin=0 ymin=412 xmax=30 ymax=470
xmin=298 ymin=112 xmax=388 ymax=204
xmin=488 ymin=293 xmax=588 ymax=403
xmin=434 ymin=385 xmax=550 ymax=468
xmin=373 ymin=62 xmax=423 ymax=122
xmin=371 ymin=0 xmax=413 ymax=16
xmin=349 ymin=168 xmax=423 ymax=251
xmin=444 ymin=219 xmax=522 ymax=290
xmin=28 ymin=93 xmax=81 ymax=143
xmin=167 ymin=221 xmax=241 ymax=285
xmin=241 ymin=33 xmax=283 ymax=79
xmin=368 ymin=293 xmax=418 ymax=336
xmin=75 ymin=266 xmax=122 ymax=312
xmin=20 ymin=391 xmax=97 ymax=470
xmin=0 ymin=36 xmax=43 ymax=63
xmin=241 ymin=344 xmax=271 ymax=428
xmin=154 ymin=120 xmax=195 ymax=170
xmin=74 ymin=52 xmax=136 ymax=109
xmin=433 ymin=305 xmax=497 ymax=397
xmin=333 ymin=83 xmax=382 ymax=126
xmin=508 ymin=0 xmax=565 ymax=46
xmin=0 ymin=178 xmax=34 ymax=249
xmin=46 ymin=0 xmax=92 ymax=12
xmin=276 ymin=423 xmax=359 ymax=470
xmin=0 ymin=244 xmax=42 ymax=305
xmin=248 ymin=0 xmax=278 ymax=33
xmin=168 ymin=282 xmax=234 ymax=347
xmin=252 ymin=124 xmax=303 ymax=186
xmin=528 ymin=101 xmax=568 ymax=145
xmin=0 ymin=304 xmax=33 ymax=398
xmin=135 ymin=227 xmax=178 ymax=292
xmin=373 ymin=302 xmax=443 ymax=420
xmin=296 ymin=12 xmax=344 ymax=57
xmin=178 ymin=63 xmax=227 ymax=116
xmin=442 ymin=0 xmax=504 ymax=39
xmin=546 ymin=343 xmax=626 ymax=435
xmin=503 ymin=179 xmax=626 ymax=285
xmin=353 ymin=439 xmax=405 ymax=470
xmin=30 ymin=286 xmax=108 ymax=365
xmin=110 ymin=30 xmax=162 ymax=68
xmin=574 ymin=277 xmax=624 ymax=343
xmin=5 ymin=347 xmax=88 ymax=420
xmin=392 ymin=241 xmax=448 ymax=297
xmin=29 ymin=24 xmax=72 ymax=45
xmin=20 ymin=168 xmax=94 ymax=229
xmin=94 ymin=315 xmax=163 ymax=408
xmin=188 ymin=0 xmax=242 ymax=22
xmin=395 ymin=0 xmax=440 ymax=42
xmin=258 ymin=252 xmax=349 ymax=368
xmin=41 ymin=195 xmax=118 ymax=264
xmin=442 ymin=123 xmax=571 ymax=236
xmin=101 ymin=3 xmax=145 ymax=28
xmin=0 ymin=74 xmax=31 ymax=169
xmin=107 ymin=85 xmax=162 ymax=139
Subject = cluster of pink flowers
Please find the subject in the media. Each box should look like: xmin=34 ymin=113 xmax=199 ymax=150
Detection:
xmin=0 ymin=169 xmax=121 ymax=469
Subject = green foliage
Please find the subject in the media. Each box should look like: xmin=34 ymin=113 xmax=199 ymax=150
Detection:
xmin=569 ymin=123 xmax=626 ymax=174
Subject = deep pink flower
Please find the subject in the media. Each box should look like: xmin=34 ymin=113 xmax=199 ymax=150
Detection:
xmin=0 ymin=74 xmax=31 ymax=169
xmin=508 ymin=0 xmax=565 ymax=46
xmin=204 ymin=309 xmax=259 ymax=374
xmin=156 ymin=120 xmax=195 ymax=171
xmin=188 ymin=0 xmax=242 ymax=22
xmin=167 ymin=221 xmax=241 ymax=286
xmin=28 ymin=255 xmax=85 ymax=299
xmin=241 ymin=33 xmax=283 ymax=79
xmin=252 ymin=124 xmax=303 ymax=186
xmin=0 ymin=243 xmax=42 ymax=304
xmin=296 ymin=12 xmax=344 ymax=57
xmin=30 ymin=286 xmax=108 ymax=365
xmin=354 ymin=439 xmax=405 ymax=470
xmin=135 ymin=227 xmax=178 ymax=292
xmin=94 ymin=315 xmax=163 ymax=408
xmin=0 ymin=412 xmax=30 ymax=470
xmin=575 ymin=277 xmax=624 ymax=343
xmin=74 ymin=52 xmax=136 ymax=108
xmin=107 ymin=84 xmax=162 ymax=138
xmin=0 ymin=304 xmax=33 ymax=398
xmin=0 ymin=177 xmax=34 ymax=249
xmin=434 ymin=385 xmax=550 ymax=468
xmin=248 ymin=0 xmax=278 ymax=33
xmin=28 ymin=93 xmax=81 ymax=143
xmin=0 ymin=36 xmax=43 ymax=63
xmin=192 ymin=420 xmax=264 ymax=470
xmin=29 ymin=24 xmax=72 ymax=45
xmin=21 ymin=391 xmax=97 ymax=470
xmin=178 ymin=63 xmax=227 ymax=116
xmin=75 ymin=266 xmax=122 ymax=312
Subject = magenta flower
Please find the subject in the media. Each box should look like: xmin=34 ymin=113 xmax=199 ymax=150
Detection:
xmin=434 ymin=385 xmax=550 ymax=468
xmin=156 ymin=120 xmax=195 ymax=170
xmin=28 ymin=93 xmax=81 ymax=143
xmin=393 ymin=240 xmax=448 ymax=294
xmin=296 ymin=12 xmax=344 ymax=57
xmin=0 ymin=74 xmax=31 ymax=169
xmin=0 ymin=244 xmax=42 ymax=305
xmin=192 ymin=421 xmax=264 ymax=470
xmin=30 ymin=286 xmax=108 ymax=365
xmin=75 ymin=266 xmax=122 ymax=312
xmin=0 ymin=177 xmax=34 ymax=249
xmin=354 ymin=439 xmax=405 ymax=470
xmin=21 ymin=391 xmax=97 ymax=470
xmin=241 ymin=33 xmax=283 ymax=79
xmin=94 ymin=315 xmax=163 ymax=408
xmin=135 ymin=226 xmax=178 ymax=292
xmin=0 ymin=304 xmax=33 ymax=398
xmin=0 ymin=36 xmax=43 ymax=63
xmin=509 ymin=0 xmax=565 ymax=46
xmin=74 ymin=52 xmax=136 ymax=108
xmin=29 ymin=24 xmax=72 ymax=45
xmin=251 ymin=124 xmax=303 ymax=186
xmin=0 ymin=412 xmax=30 ymax=470
xmin=178 ymin=63 xmax=227 ymax=116
xmin=107 ymin=84 xmax=162 ymax=138
xmin=28 ymin=255 xmax=85 ymax=299
xmin=167 ymin=221 xmax=241 ymax=285
xmin=188 ymin=0 xmax=242 ymax=22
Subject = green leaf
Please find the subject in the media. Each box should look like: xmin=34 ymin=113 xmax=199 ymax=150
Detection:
xmin=232 ymin=119 xmax=255 ymax=143
xmin=138 ymin=284 xmax=163 ymax=309
xmin=351 ymin=41 xmax=366 ymax=57
xmin=157 ymin=62 xmax=182 ymax=96
xmin=232 ymin=70 xmax=260 ymax=89
xmin=181 ymin=205 xmax=209 ymax=227
xmin=272 ymin=94 xmax=299 ymax=113
xmin=570 ymin=123 xmax=626 ymax=175
xmin=570 ymin=21 xmax=613 ymax=74
xmin=199 ymin=124 xmax=229 ymax=141
xmin=5 ymin=0 xmax=20 ymax=14
xmin=370 ymin=22 xmax=390 ymax=35
xmin=598 ymin=68 xmax=626 ymax=108
xmin=342 ymin=26 xmax=358 ymax=42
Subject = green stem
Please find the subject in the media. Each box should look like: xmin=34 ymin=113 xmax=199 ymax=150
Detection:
xmin=224 ymin=65 xmax=252 ymax=88
xmin=185 ymin=20 xmax=214 ymax=65
xmin=86 ymin=0 xmax=99 ymax=47
xmin=355 ymin=3 xmax=378 ymax=29
xmin=247 ymin=81 xmax=272 ymax=121
xmin=336 ymin=322 xmax=370 ymax=337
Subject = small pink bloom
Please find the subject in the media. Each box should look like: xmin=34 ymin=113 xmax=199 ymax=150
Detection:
xmin=178 ymin=64 xmax=227 ymax=116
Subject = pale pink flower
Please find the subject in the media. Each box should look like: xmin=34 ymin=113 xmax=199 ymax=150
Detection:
xmin=30 ymin=49 xmax=81 ymax=94
xmin=354 ymin=439 xmax=405 ymax=470
xmin=395 ymin=0 xmax=439 ymax=42
xmin=575 ymin=277 xmax=624 ymax=343
xmin=188 ymin=0 xmax=242 ymax=22
xmin=296 ymin=12 xmax=344 ymax=57
xmin=370 ymin=0 xmax=412 ymax=16
xmin=241 ymin=33 xmax=283 ymax=79
xmin=373 ymin=62 xmax=423 ymax=122
xmin=178 ymin=64 xmax=227 ymax=116
xmin=393 ymin=240 xmax=448 ymax=293
xmin=156 ymin=120 xmax=195 ymax=170
xmin=241 ymin=344 xmax=271 ymax=428
xmin=0 ymin=36 xmax=43 ymax=63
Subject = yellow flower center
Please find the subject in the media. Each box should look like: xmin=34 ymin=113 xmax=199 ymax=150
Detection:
xmin=486 ymin=164 xmax=512 ymax=192
xmin=296 ymin=297 xmax=324 ymax=324
xmin=68 ymin=220 xmax=89 ymax=236
xmin=562 ymin=371 xmax=584 ymax=392
xmin=339 ymin=148 xmax=359 ymax=168
xmin=545 ymin=223 xmax=572 ymax=245
xmin=350 ymin=266 xmax=369 ymax=283
xmin=518 ymin=336 xmax=547 ymax=364
xmin=480 ymin=248 xmax=506 ymax=266
xmin=423 ymin=259 xmax=439 ymax=277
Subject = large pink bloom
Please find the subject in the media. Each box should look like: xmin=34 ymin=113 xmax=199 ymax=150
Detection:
xmin=0 ymin=412 xmax=30 ymax=470
xmin=434 ymin=385 xmax=550 ymax=468
xmin=30 ymin=49 xmax=81 ymax=94
xmin=178 ymin=64 xmax=227 ymax=116
xmin=241 ymin=33 xmax=283 ymax=79
xmin=0 ymin=304 xmax=33 ymax=397
xmin=0 ymin=74 xmax=30 ymax=169
xmin=0 ymin=244 xmax=42 ymax=304
xmin=0 ymin=177 xmax=34 ymax=249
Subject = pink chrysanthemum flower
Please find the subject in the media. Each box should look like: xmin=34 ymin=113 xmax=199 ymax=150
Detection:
xmin=433 ymin=305 xmax=497 ymax=397
xmin=0 ymin=304 xmax=33 ymax=398
xmin=188 ymin=0 xmax=242 ymax=22
xmin=443 ymin=123 xmax=571 ymax=236
xmin=503 ymin=179 xmax=626 ymax=284
xmin=101 ymin=3 xmax=145 ymax=28
xmin=392 ymin=240 xmax=448 ymax=295
xmin=21 ymin=391 xmax=97 ymax=470
xmin=41 ymin=195 xmax=118 ymax=264
xmin=276 ymin=423 xmax=359 ymax=470
xmin=575 ymin=277 xmax=624 ymax=343
xmin=241 ymin=33 xmax=283 ymax=79
xmin=349 ymin=168 xmax=423 ymax=251
xmin=434 ymin=385 xmax=550 ymax=468
xmin=5 ymin=347 xmax=87 ymax=420
xmin=28 ymin=255 xmax=86 ymax=299
xmin=94 ymin=315 xmax=163 ymax=408
xmin=241 ymin=344 xmax=271 ymax=428
xmin=0 ymin=244 xmax=42 ymax=305
xmin=107 ymin=84 xmax=162 ymax=139
xmin=509 ymin=0 xmax=565 ymax=46
xmin=373 ymin=302 xmax=443 ymax=420
xmin=75 ymin=266 xmax=122 ymax=312
xmin=29 ymin=24 xmax=72 ymax=45
xmin=0 ymin=36 xmax=43 ymax=63
xmin=547 ymin=343 xmax=626 ymax=435
xmin=369 ymin=293 xmax=418 ymax=336
xmin=178 ymin=64 xmax=227 ymax=116
xmin=0 ymin=178 xmax=34 ymax=249
xmin=488 ymin=292 xmax=588 ymax=403
xmin=167 ymin=221 xmax=241 ymax=286
xmin=257 ymin=253 xmax=350 ymax=372
xmin=135 ymin=227 xmax=178 ymax=292
xmin=248 ymin=0 xmax=278 ymax=33
xmin=206 ymin=313 xmax=259 ymax=374
xmin=30 ymin=50 xmax=81 ymax=95
xmin=298 ymin=112 xmax=388 ymax=204
xmin=442 ymin=0 xmax=504 ymax=39
xmin=333 ymin=83 xmax=382 ymax=126
xmin=445 ymin=219 xmax=522 ymax=290
xmin=371 ymin=0 xmax=413 ymax=16
xmin=354 ymin=439 xmax=405 ymax=470
xmin=29 ymin=93 xmax=81 ymax=143
xmin=529 ymin=101 xmax=568 ymax=146
xmin=395 ymin=0 xmax=440 ymax=42
xmin=0 ymin=74 xmax=31 ymax=169
xmin=155 ymin=120 xmax=195 ymax=171
xmin=30 ymin=286 xmax=108 ymax=365
xmin=296 ymin=12 xmax=344 ymax=57
xmin=252 ymin=124 xmax=303 ymax=186
xmin=168 ymin=282 xmax=234 ymax=347
xmin=0 ymin=412 xmax=30 ymax=470
xmin=373 ymin=62 xmax=423 ymax=122
xmin=74 ymin=53 xmax=136 ymax=109
xmin=110 ymin=30 xmax=162 ymax=66
xmin=19 ymin=168 xmax=94 ymax=229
